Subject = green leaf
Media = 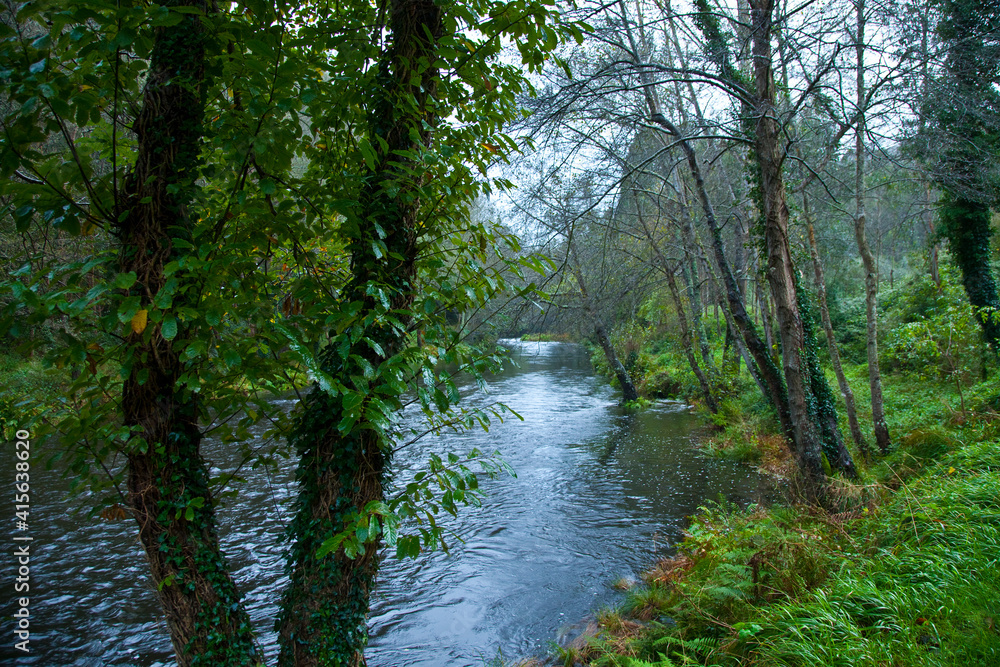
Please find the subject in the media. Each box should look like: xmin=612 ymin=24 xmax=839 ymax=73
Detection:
xmin=161 ymin=316 xmax=178 ymax=340
xmin=114 ymin=272 xmax=137 ymax=289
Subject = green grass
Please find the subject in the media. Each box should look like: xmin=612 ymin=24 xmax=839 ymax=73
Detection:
xmin=567 ymin=367 xmax=1000 ymax=666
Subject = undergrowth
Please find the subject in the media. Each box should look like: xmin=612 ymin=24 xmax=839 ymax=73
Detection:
xmin=565 ymin=368 xmax=1000 ymax=666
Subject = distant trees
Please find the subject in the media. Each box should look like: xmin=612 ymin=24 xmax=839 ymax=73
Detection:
xmin=516 ymin=0 xmax=877 ymax=496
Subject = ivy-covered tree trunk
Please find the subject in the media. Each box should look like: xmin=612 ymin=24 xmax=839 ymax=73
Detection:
xmin=117 ymin=2 xmax=261 ymax=665
xmin=798 ymin=284 xmax=857 ymax=477
xmin=749 ymin=0 xmax=826 ymax=497
xmin=276 ymin=0 xmax=443 ymax=663
xmin=941 ymin=194 xmax=1000 ymax=348
xmin=806 ymin=215 xmax=869 ymax=458
xmin=924 ymin=0 xmax=1000 ymax=350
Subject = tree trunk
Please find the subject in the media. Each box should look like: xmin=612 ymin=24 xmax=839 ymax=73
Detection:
xmin=805 ymin=200 xmax=869 ymax=458
xmin=593 ymin=315 xmax=640 ymax=403
xmin=663 ymin=261 xmax=720 ymax=412
xmin=940 ymin=194 xmax=1000 ymax=348
xmin=677 ymin=187 xmax=714 ymax=371
xmin=276 ymin=0 xmax=443 ymax=663
xmin=573 ymin=256 xmax=639 ymax=403
xmin=854 ymin=0 xmax=892 ymax=454
xmin=750 ymin=0 xmax=826 ymax=496
xmin=118 ymin=3 xmax=262 ymax=665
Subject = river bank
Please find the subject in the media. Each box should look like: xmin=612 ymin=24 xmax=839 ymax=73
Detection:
xmin=530 ymin=341 xmax=1000 ymax=666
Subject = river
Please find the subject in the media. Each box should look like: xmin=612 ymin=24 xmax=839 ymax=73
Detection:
xmin=3 ymin=340 xmax=768 ymax=666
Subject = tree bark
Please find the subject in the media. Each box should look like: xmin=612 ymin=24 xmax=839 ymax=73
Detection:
xmin=750 ymin=0 xmax=826 ymax=495
xmin=118 ymin=2 xmax=262 ymax=665
xmin=804 ymin=198 xmax=869 ymax=458
xmin=854 ymin=0 xmax=891 ymax=454
xmin=276 ymin=0 xmax=443 ymax=663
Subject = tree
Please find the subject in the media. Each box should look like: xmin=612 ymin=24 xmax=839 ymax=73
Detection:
xmin=115 ymin=2 xmax=263 ymax=662
xmin=1 ymin=2 xmax=264 ymax=663
xmin=747 ymin=0 xmax=827 ymax=493
xmin=275 ymin=0 xmax=451 ymax=661
xmin=270 ymin=0 xmax=579 ymax=663
xmin=1 ymin=0 xmax=579 ymax=664
xmin=918 ymin=0 xmax=1000 ymax=349
xmin=853 ymin=0 xmax=892 ymax=454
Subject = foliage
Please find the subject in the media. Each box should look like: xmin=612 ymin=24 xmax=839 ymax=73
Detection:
xmin=882 ymin=268 xmax=984 ymax=384
xmin=565 ymin=361 xmax=1000 ymax=667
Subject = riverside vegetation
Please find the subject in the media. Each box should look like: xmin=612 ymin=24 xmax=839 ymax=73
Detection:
xmin=525 ymin=265 xmax=1000 ymax=667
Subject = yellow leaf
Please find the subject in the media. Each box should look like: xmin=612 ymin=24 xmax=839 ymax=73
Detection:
xmin=131 ymin=309 xmax=148 ymax=334
xmin=948 ymin=466 xmax=956 ymax=474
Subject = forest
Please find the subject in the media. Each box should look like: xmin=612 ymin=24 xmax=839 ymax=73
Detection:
xmin=0 ymin=0 xmax=998 ymax=665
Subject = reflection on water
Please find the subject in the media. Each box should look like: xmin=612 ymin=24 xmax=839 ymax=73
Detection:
xmin=1 ymin=340 xmax=768 ymax=666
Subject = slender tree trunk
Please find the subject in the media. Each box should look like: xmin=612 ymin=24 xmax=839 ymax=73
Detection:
xmin=804 ymin=199 xmax=869 ymax=457
xmin=750 ymin=0 xmax=826 ymax=495
xmin=118 ymin=3 xmax=262 ymax=665
xmin=708 ymin=263 xmax=768 ymax=397
xmin=758 ymin=280 xmax=775 ymax=357
xmin=677 ymin=190 xmax=714 ymax=370
xmin=592 ymin=315 xmax=640 ymax=403
xmin=854 ymin=0 xmax=891 ymax=454
xmin=663 ymin=261 xmax=720 ymax=412
xmin=276 ymin=0 xmax=443 ymax=663
xmin=632 ymin=193 xmax=719 ymax=411
xmin=573 ymin=257 xmax=639 ymax=403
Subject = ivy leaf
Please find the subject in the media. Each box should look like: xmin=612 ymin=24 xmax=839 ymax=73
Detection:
xmin=114 ymin=272 xmax=137 ymax=289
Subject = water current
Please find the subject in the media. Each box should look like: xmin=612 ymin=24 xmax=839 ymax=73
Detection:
xmin=3 ymin=340 xmax=769 ymax=666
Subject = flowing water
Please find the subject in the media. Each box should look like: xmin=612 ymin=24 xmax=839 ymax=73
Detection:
xmin=3 ymin=340 xmax=769 ymax=666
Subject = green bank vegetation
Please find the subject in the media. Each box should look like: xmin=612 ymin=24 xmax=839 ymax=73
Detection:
xmin=535 ymin=268 xmax=1000 ymax=666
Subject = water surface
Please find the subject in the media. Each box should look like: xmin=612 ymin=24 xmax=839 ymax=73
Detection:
xmin=2 ymin=340 xmax=767 ymax=666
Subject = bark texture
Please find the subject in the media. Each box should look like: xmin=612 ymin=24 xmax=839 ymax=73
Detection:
xmin=276 ymin=0 xmax=443 ymax=663
xmin=750 ymin=0 xmax=826 ymax=494
xmin=118 ymin=2 xmax=261 ymax=665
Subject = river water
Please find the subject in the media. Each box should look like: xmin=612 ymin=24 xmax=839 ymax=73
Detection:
xmin=3 ymin=340 xmax=767 ymax=666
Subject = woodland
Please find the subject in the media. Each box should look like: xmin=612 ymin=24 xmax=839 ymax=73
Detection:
xmin=0 ymin=0 xmax=998 ymax=665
